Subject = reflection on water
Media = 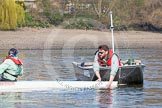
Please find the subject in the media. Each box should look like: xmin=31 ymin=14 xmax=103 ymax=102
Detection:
xmin=96 ymin=89 xmax=115 ymax=107
xmin=0 ymin=49 xmax=162 ymax=108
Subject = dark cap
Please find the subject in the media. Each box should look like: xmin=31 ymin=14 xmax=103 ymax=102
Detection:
xmin=8 ymin=48 xmax=18 ymax=57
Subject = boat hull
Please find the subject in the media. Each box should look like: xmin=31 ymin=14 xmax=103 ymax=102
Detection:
xmin=72 ymin=62 xmax=145 ymax=85
xmin=0 ymin=81 xmax=118 ymax=92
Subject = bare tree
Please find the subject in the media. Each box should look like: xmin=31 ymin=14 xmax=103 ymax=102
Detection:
xmin=92 ymin=0 xmax=102 ymax=18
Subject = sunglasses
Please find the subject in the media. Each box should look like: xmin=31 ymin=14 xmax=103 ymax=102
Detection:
xmin=99 ymin=52 xmax=104 ymax=54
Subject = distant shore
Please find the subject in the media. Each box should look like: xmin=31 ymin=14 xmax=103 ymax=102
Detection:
xmin=0 ymin=28 xmax=161 ymax=50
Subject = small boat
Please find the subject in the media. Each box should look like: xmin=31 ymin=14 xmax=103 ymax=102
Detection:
xmin=0 ymin=80 xmax=118 ymax=92
xmin=72 ymin=11 xmax=145 ymax=86
xmin=72 ymin=62 xmax=145 ymax=85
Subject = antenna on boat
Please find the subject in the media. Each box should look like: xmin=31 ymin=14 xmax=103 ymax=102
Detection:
xmin=109 ymin=11 xmax=115 ymax=53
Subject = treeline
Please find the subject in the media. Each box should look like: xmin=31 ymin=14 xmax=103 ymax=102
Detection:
xmin=1 ymin=0 xmax=162 ymax=31
xmin=31 ymin=0 xmax=162 ymax=31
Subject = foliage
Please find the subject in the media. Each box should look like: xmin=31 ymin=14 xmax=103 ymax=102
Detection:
xmin=26 ymin=0 xmax=162 ymax=31
xmin=22 ymin=12 xmax=50 ymax=28
xmin=15 ymin=0 xmax=26 ymax=10
xmin=48 ymin=13 xmax=64 ymax=26
xmin=36 ymin=0 xmax=63 ymax=26
xmin=16 ymin=4 xmax=25 ymax=27
xmin=106 ymin=0 xmax=162 ymax=31
xmin=0 ymin=0 xmax=25 ymax=30
xmin=62 ymin=17 xmax=106 ymax=30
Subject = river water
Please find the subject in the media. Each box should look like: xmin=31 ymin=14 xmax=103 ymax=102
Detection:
xmin=0 ymin=49 xmax=162 ymax=108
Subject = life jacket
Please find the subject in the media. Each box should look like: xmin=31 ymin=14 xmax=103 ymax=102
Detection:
xmin=107 ymin=50 xmax=113 ymax=66
xmin=3 ymin=56 xmax=23 ymax=65
xmin=98 ymin=50 xmax=121 ymax=67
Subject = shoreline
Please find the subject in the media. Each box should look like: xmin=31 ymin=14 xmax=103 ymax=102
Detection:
xmin=0 ymin=28 xmax=161 ymax=50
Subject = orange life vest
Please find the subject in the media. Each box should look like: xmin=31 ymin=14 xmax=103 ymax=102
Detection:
xmin=3 ymin=56 xmax=23 ymax=65
xmin=98 ymin=50 xmax=121 ymax=66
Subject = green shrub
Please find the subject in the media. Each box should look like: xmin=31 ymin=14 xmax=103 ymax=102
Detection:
xmin=48 ymin=13 xmax=63 ymax=26
xmin=62 ymin=17 xmax=106 ymax=30
xmin=21 ymin=12 xmax=50 ymax=28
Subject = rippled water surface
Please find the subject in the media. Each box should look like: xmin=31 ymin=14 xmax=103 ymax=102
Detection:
xmin=0 ymin=49 xmax=162 ymax=108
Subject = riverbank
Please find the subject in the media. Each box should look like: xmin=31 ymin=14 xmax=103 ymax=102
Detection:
xmin=0 ymin=28 xmax=161 ymax=50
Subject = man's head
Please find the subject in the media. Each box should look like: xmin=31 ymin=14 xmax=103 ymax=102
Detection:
xmin=98 ymin=45 xmax=109 ymax=59
xmin=8 ymin=48 xmax=18 ymax=57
